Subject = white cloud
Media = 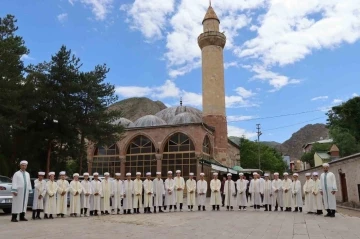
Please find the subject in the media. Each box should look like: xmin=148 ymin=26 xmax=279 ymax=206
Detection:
xmin=228 ymin=125 xmax=257 ymax=139
xmin=311 ymin=96 xmax=328 ymax=101
xmin=115 ymin=80 xmax=257 ymax=108
xmin=20 ymin=54 xmax=34 ymax=61
xmin=57 ymin=13 xmax=68 ymax=23
xmin=332 ymin=99 xmax=343 ymax=104
xmin=227 ymin=115 xmax=256 ymax=122
xmin=235 ymin=87 xmax=255 ymax=98
xmin=70 ymin=0 xmax=113 ymax=20
xmin=352 ymin=93 xmax=359 ymax=97
xmin=224 ymin=61 xmax=239 ymax=69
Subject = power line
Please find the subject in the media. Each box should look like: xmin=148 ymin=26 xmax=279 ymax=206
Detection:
xmin=228 ymin=109 xmax=325 ymax=122
xmin=262 ymin=116 xmax=326 ymax=132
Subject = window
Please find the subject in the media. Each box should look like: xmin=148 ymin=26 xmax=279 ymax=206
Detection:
xmin=162 ymin=133 xmax=196 ymax=180
xmin=202 ymin=135 xmax=212 ymax=160
xmin=125 ymin=135 xmax=157 ymax=179
xmin=92 ymin=144 xmax=120 ymax=176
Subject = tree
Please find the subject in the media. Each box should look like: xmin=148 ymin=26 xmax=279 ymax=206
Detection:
xmin=329 ymin=127 xmax=360 ymax=157
xmin=300 ymin=142 xmax=332 ymax=167
xmin=239 ymin=138 xmax=287 ymax=174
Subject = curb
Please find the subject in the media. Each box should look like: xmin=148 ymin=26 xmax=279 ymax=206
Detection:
xmin=337 ymin=205 xmax=360 ymax=212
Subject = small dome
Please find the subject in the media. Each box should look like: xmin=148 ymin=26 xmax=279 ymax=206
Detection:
xmin=134 ymin=115 xmax=167 ymax=127
xmin=170 ymin=112 xmax=202 ymax=125
xmin=113 ymin=118 xmax=135 ymax=128
xmin=155 ymin=106 xmax=202 ymax=124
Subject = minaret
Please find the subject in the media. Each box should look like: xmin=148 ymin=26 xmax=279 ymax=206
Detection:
xmin=198 ymin=4 xmax=228 ymax=163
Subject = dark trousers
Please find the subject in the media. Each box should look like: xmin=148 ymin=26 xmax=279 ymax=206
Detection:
xmin=221 ymin=193 xmax=225 ymax=206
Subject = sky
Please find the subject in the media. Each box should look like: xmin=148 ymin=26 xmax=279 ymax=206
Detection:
xmin=2 ymin=0 xmax=360 ymax=143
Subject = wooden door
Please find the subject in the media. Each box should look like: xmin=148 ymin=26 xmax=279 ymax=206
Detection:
xmin=339 ymin=173 xmax=348 ymax=202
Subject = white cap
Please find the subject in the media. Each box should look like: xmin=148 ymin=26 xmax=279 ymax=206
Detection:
xmin=313 ymin=172 xmax=318 ymax=176
xmin=293 ymin=173 xmax=299 ymax=177
xmin=167 ymin=171 xmax=173 ymax=174
xmin=73 ymin=173 xmax=79 ymax=177
xmin=126 ymin=173 xmax=131 ymax=176
xmin=20 ymin=160 xmax=28 ymax=165
xmin=322 ymin=163 xmax=330 ymax=167
xmin=274 ymin=172 xmax=279 ymax=176
xmin=305 ymin=173 xmax=311 ymax=176
xmin=200 ymin=173 xmax=205 ymax=176
xmin=176 ymin=170 xmax=181 ymax=173
xmin=253 ymin=172 xmax=257 ymax=175
xmin=136 ymin=172 xmax=141 ymax=176
xmin=59 ymin=171 xmax=66 ymax=176
xmin=93 ymin=172 xmax=99 ymax=176
xmin=239 ymin=173 xmax=244 ymax=176
xmin=115 ymin=173 xmax=121 ymax=176
xmin=156 ymin=172 xmax=161 ymax=175
xmin=104 ymin=172 xmax=110 ymax=176
xmin=83 ymin=173 xmax=89 ymax=176
xmin=283 ymin=172 xmax=288 ymax=176
xmin=38 ymin=172 xmax=45 ymax=176
xmin=146 ymin=172 xmax=151 ymax=176
xmin=49 ymin=172 xmax=55 ymax=176
xmin=264 ymin=173 xmax=269 ymax=177
xmin=213 ymin=172 xmax=218 ymax=176
xmin=189 ymin=173 xmax=194 ymax=176
xmin=227 ymin=173 xmax=232 ymax=176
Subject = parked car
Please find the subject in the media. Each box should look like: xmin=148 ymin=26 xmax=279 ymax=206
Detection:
xmin=0 ymin=175 xmax=13 ymax=214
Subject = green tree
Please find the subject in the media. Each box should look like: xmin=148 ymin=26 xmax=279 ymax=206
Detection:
xmin=329 ymin=127 xmax=360 ymax=157
xmin=300 ymin=142 xmax=333 ymax=167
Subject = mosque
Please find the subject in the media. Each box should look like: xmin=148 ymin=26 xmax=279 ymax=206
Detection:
xmin=86 ymin=4 xmax=240 ymax=182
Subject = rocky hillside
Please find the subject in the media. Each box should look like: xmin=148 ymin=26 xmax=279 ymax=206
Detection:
xmin=108 ymin=97 xmax=167 ymax=121
xmin=229 ymin=136 xmax=281 ymax=148
xmin=276 ymin=123 xmax=329 ymax=159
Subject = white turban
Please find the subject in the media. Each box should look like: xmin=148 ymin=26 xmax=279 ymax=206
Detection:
xmin=73 ymin=173 xmax=79 ymax=177
xmin=313 ymin=172 xmax=318 ymax=176
xmin=227 ymin=173 xmax=232 ymax=177
xmin=253 ymin=172 xmax=257 ymax=175
xmin=156 ymin=172 xmax=161 ymax=175
xmin=305 ymin=173 xmax=311 ymax=176
xmin=274 ymin=172 xmax=279 ymax=176
xmin=167 ymin=171 xmax=173 ymax=175
xmin=146 ymin=172 xmax=151 ymax=176
xmin=93 ymin=172 xmax=99 ymax=176
xmin=83 ymin=173 xmax=89 ymax=176
xmin=200 ymin=173 xmax=205 ymax=176
xmin=126 ymin=173 xmax=131 ymax=176
xmin=59 ymin=171 xmax=66 ymax=176
xmin=322 ymin=163 xmax=330 ymax=167
xmin=293 ymin=173 xmax=299 ymax=177
xmin=136 ymin=172 xmax=141 ymax=176
xmin=283 ymin=172 xmax=289 ymax=176
xmin=264 ymin=173 xmax=269 ymax=177
xmin=20 ymin=160 xmax=28 ymax=165
xmin=239 ymin=173 xmax=243 ymax=176
xmin=38 ymin=172 xmax=45 ymax=176
xmin=115 ymin=173 xmax=121 ymax=176
xmin=104 ymin=172 xmax=110 ymax=176
xmin=213 ymin=172 xmax=218 ymax=176
xmin=49 ymin=172 xmax=55 ymax=176
xmin=176 ymin=170 xmax=181 ymax=174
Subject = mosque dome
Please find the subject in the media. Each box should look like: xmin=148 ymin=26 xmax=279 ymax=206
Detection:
xmin=112 ymin=117 xmax=135 ymax=128
xmin=169 ymin=112 xmax=202 ymax=125
xmin=155 ymin=106 xmax=202 ymax=124
xmin=133 ymin=115 xmax=167 ymax=127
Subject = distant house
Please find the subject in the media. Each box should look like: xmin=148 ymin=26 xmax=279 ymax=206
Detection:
xmin=282 ymin=155 xmax=290 ymax=167
xmin=313 ymin=144 xmax=340 ymax=167
xmin=302 ymin=138 xmax=333 ymax=153
xmin=291 ymin=159 xmax=306 ymax=172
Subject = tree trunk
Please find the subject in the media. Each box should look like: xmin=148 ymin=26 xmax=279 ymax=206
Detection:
xmin=46 ymin=140 xmax=52 ymax=178
xmin=79 ymin=133 xmax=85 ymax=174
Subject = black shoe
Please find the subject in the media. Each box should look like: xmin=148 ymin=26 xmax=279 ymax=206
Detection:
xmin=94 ymin=210 xmax=99 ymax=216
xmin=212 ymin=205 xmax=215 ymax=211
xmin=32 ymin=211 xmax=36 ymax=220
xmin=137 ymin=208 xmax=140 ymax=214
xmin=159 ymin=207 xmax=164 ymax=213
xmin=269 ymin=206 xmax=272 ymax=211
xmin=293 ymin=207 xmax=298 ymax=212
xmin=90 ymin=210 xmax=94 ymax=216
xmin=61 ymin=214 xmax=64 ymax=218
xmin=80 ymin=208 xmax=83 ymax=216
xmin=148 ymin=208 xmax=152 ymax=213
xmin=264 ymin=205 xmax=268 ymax=211
xmin=44 ymin=214 xmax=49 ymax=219
xmin=123 ymin=210 xmax=127 ymax=215
xmin=144 ymin=207 xmax=147 ymax=213
xmin=299 ymin=207 xmax=302 ymax=213
xmin=330 ymin=210 xmax=336 ymax=217
xmin=274 ymin=207 xmax=278 ymax=211
xmin=127 ymin=209 xmax=131 ymax=214
xmin=49 ymin=214 xmax=54 ymax=219
xmin=203 ymin=206 xmax=206 ymax=211
xmin=280 ymin=207 xmax=283 ymax=211
xmin=217 ymin=205 xmax=220 ymax=211
xmin=19 ymin=212 xmax=28 ymax=221
xmin=36 ymin=209 xmax=42 ymax=219
xmin=11 ymin=214 xmax=18 ymax=222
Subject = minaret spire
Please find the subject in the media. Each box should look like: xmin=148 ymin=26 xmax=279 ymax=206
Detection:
xmin=209 ymin=0 xmax=211 ymax=6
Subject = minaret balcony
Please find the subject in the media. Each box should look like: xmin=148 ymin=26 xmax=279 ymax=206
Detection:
xmin=198 ymin=31 xmax=226 ymax=49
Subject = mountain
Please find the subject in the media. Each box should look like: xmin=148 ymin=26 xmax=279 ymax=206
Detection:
xmin=229 ymin=136 xmax=281 ymax=148
xmin=276 ymin=123 xmax=329 ymax=159
xmin=108 ymin=97 xmax=167 ymax=121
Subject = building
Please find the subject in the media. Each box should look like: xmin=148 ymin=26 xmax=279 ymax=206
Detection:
xmin=282 ymin=155 xmax=290 ymax=168
xmin=313 ymin=144 xmax=340 ymax=167
xmin=86 ymin=5 xmax=240 ymax=181
xmin=302 ymin=138 xmax=333 ymax=153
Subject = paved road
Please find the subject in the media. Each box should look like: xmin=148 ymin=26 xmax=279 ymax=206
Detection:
xmin=1 ymin=207 xmax=360 ymax=239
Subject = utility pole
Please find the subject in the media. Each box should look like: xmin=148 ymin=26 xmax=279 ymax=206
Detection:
xmin=256 ymin=124 xmax=262 ymax=170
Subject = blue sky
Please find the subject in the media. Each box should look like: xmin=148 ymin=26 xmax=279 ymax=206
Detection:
xmin=3 ymin=0 xmax=359 ymax=143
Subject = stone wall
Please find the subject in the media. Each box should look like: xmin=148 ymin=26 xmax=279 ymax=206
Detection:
xmin=297 ymin=153 xmax=360 ymax=203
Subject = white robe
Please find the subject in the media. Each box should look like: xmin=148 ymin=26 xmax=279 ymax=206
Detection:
xmin=224 ymin=180 xmax=236 ymax=207
xmin=143 ymin=179 xmax=153 ymax=207
xmin=153 ymin=178 xmax=164 ymax=207
xmin=112 ymin=179 xmax=123 ymax=210
xmin=11 ymin=170 xmax=32 ymax=214
xmin=133 ymin=179 xmax=143 ymax=209
xmin=263 ymin=180 xmax=273 ymax=205
xmin=101 ymin=179 xmax=112 ymax=212
xmin=282 ymin=179 xmax=292 ymax=208
xmin=320 ymin=172 xmax=337 ymax=210
xmin=236 ymin=179 xmax=247 ymax=207
xmin=81 ymin=180 xmax=92 ymax=209
xmin=259 ymin=178 xmax=265 ymax=205
xmin=210 ymin=179 xmax=221 ymax=205
xmin=174 ymin=176 xmax=185 ymax=204
xmin=90 ymin=180 xmax=102 ymax=211
xmin=291 ymin=180 xmax=303 ymax=207
xmin=44 ymin=180 xmax=58 ymax=214
xmin=186 ymin=179 xmax=196 ymax=206
xmin=249 ymin=179 xmax=263 ymax=206
xmin=56 ymin=179 xmax=69 ymax=215
xmin=271 ymin=179 xmax=283 ymax=207
xmin=303 ymin=179 xmax=314 ymax=212
xmin=197 ymin=180 xmax=207 ymax=206
xmin=123 ymin=180 xmax=133 ymax=210
xmin=312 ymin=179 xmax=323 ymax=211
xmin=70 ymin=180 xmax=83 ymax=214
xmin=32 ymin=179 xmax=46 ymax=210
xmin=165 ymin=178 xmax=176 ymax=206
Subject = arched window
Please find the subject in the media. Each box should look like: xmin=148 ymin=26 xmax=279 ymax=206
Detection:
xmin=125 ymin=135 xmax=157 ymax=178
xmin=162 ymin=133 xmax=196 ymax=178
xmin=202 ymin=136 xmax=212 ymax=160
xmin=92 ymin=144 xmax=120 ymax=176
